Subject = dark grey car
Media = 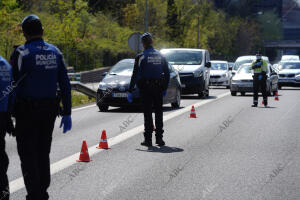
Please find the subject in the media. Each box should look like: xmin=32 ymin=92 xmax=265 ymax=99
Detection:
xmin=96 ymin=59 xmax=182 ymax=112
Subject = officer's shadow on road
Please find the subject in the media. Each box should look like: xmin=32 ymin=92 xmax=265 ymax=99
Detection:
xmin=181 ymin=95 xmax=217 ymax=100
xmin=136 ymin=146 xmax=184 ymax=153
xmin=257 ymin=106 xmax=277 ymax=109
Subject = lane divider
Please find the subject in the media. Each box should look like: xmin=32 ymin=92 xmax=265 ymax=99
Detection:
xmin=9 ymin=92 xmax=230 ymax=193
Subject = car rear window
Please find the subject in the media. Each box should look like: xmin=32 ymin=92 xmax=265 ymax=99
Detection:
xmin=161 ymin=50 xmax=203 ymax=65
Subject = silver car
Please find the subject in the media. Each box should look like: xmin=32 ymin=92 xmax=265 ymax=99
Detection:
xmin=277 ymin=61 xmax=300 ymax=89
xmin=209 ymin=60 xmax=231 ymax=88
xmin=230 ymin=63 xmax=279 ymax=96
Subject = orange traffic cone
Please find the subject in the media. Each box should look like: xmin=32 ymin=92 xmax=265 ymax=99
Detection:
xmin=77 ymin=140 xmax=91 ymax=162
xmin=97 ymin=130 xmax=109 ymax=149
xmin=274 ymin=92 xmax=279 ymax=101
xmin=190 ymin=106 xmax=197 ymax=118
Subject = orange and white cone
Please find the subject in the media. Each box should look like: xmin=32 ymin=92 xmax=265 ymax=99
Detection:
xmin=190 ymin=106 xmax=197 ymax=118
xmin=97 ymin=130 xmax=109 ymax=149
xmin=77 ymin=140 xmax=91 ymax=162
xmin=274 ymin=91 xmax=279 ymax=101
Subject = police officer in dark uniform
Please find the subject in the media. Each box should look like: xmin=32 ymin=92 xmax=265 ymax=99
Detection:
xmin=0 ymin=56 xmax=14 ymax=200
xmin=10 ymin=15 xmax=72 ymax=200
xmin=251 ymin=52 xmax=268 ymax=107
xmin=128 ymin=33 xmax=170 ymax=147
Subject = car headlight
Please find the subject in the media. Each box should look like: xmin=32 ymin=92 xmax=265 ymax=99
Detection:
xmin=99 ymin=82 xmax=108 ymax=90
xmin=296 ymin=75 xmax=300 ymax=80
xmin=194 ymin=70 xmax=203 ymax=77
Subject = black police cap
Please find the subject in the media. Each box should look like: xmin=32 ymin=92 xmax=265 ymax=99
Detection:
xmin=21 ymin=14 xmax=43 ymax=36
xmin=141 ymin=32 xmax=153 ymax=44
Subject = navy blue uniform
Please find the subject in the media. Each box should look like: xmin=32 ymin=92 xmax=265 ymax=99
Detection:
xmin=129 ymin=48 xmax=170 ymax=141
xmin=0 ymin=56 xmax=12 ymax=200
xmin=10 ymin=38 xmax=71 ymax=200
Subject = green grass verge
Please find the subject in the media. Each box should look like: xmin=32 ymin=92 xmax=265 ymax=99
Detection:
xmin=72 ymin=91 xmax=95 ymax=107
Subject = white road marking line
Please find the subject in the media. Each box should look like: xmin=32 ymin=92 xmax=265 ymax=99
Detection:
xmin=9 ymin=92 xmax=230 ymax=194
xmin=72 ymin=104 xmax=96 ymax=111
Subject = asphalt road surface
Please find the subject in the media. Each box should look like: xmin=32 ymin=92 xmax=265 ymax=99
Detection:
xmin=6 ymin=87 xmax=300 ymax=200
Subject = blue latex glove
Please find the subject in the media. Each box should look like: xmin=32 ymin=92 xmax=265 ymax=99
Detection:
xmin=127 ymin=93 xmax=133 ymax=103
xmin=256 ymin=62 xmax=262 ymax=66
xmin=258 ymin=75 xmax=263 ymax=80
xmin=60 ymin=115 xmax=72 ymax=133
xmin=163 ymin=90 xmax=167 ymax=97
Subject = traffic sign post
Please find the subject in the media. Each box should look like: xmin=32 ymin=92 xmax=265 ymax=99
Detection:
xmin=128 ymin=33 xmax=143 ymax=53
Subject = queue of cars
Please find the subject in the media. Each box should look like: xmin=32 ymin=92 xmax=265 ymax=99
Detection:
xmin=96 ymin=48 xmax=299 ymax=111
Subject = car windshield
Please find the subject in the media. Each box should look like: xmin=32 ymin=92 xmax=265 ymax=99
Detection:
xmin=237 ymin=65 xmax=252 ymax=74
xmin=279 ymin=62 xmax=300 ymax=70
xmin=211 ymin=63 xmax=227 ymax=70
xmin=161 ymin=50 xmax=203 ymax=65
xmin=234 ymin=59 xmax=253 ymax=70
xmin=109 ymin=61 xmax=134 ymax=76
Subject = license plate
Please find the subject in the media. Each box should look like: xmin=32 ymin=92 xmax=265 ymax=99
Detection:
xmin=112 ymin=93 xmax=128 ymax=98
xmin=181 ymin=84 xmax=186 ymax=88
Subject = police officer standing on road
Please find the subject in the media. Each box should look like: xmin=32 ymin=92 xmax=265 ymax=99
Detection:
xmin=128 ymin=33 xmax=170 ymax=147
xmin=0 ymin=56 xmax=14 ymax=200
xmin=251 ymin=52 xmax=268 ymax=107
xmin=10 ymin=15 xmax=72 ymax=200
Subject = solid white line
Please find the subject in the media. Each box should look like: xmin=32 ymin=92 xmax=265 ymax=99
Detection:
xmin=9 ymin=92 xmax=230 ymax=193
xmin=72 ymin=104 xmax=96 ymax=111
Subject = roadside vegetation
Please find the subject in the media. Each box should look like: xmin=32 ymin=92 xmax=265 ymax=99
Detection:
xmin=0 ymin=0 xmax=282 ymax=72
xmin=71 ymin=91 xmax=95 ymax=107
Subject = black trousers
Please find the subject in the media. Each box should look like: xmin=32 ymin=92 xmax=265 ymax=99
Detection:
xmin=140 ymin=84 xmax=164 ymax=139
xmin=15 ymin=101 xmax=57 ymax=200
xmin=0 ymin=113 xmax=9 ymax=200
xmin=253 ymin=75 xmax=268 ymax=105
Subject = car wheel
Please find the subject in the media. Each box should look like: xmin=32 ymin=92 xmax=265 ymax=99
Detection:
xmin=205 ymin=89 xmax=209 ymax=97
xmin=98 ymin=104 xmax=109 ymax=112
xmin=231 ymin=91 xmax=237 ymax=96
xmin=171 ymin=89 xmax=181 ymax=109
xmin=198 ymin=91 xmax=204 ymax=98
xmin=241 ymin=92 xmax=245 ymax=96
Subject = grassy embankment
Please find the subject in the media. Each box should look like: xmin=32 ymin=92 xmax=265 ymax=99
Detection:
xmin=72 ymin=91 xmax=95 ymax=107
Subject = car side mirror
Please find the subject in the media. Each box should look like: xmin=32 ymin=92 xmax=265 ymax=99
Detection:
xmin=102 ymin=72 xmax=108 ymax=77
xmin=205 ymin=62 xmax=211 ymax=68
xmin=229 ymin=67 xmax=232 ymax=71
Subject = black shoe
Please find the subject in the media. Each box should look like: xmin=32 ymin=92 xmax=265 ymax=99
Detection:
xmin=141 ymin=140 xmax=152 ymax=147
xmin=252 ymin=104 xmax=257 ymax=107
xmin=156 ymin=137 xmax=165 ymax=146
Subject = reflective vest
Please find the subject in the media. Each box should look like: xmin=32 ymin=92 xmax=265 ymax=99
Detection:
xmin=251 ymin=59 xmax=268 ymax=74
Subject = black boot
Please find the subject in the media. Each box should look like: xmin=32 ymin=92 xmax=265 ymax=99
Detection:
xmin=156 ymin=137 xmax=165 ymax=146
xmin=141 ymin=132 xmax=152 ymax=147
xmin=141 ymin=139 xmax=152 ymax=147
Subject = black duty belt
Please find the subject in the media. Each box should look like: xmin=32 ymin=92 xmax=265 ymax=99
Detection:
xmin=16 ymin=98 xmax=57 ymax=107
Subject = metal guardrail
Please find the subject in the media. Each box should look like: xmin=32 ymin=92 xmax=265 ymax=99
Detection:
xmin=70 ymin=81 xmax=97 ymax=98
